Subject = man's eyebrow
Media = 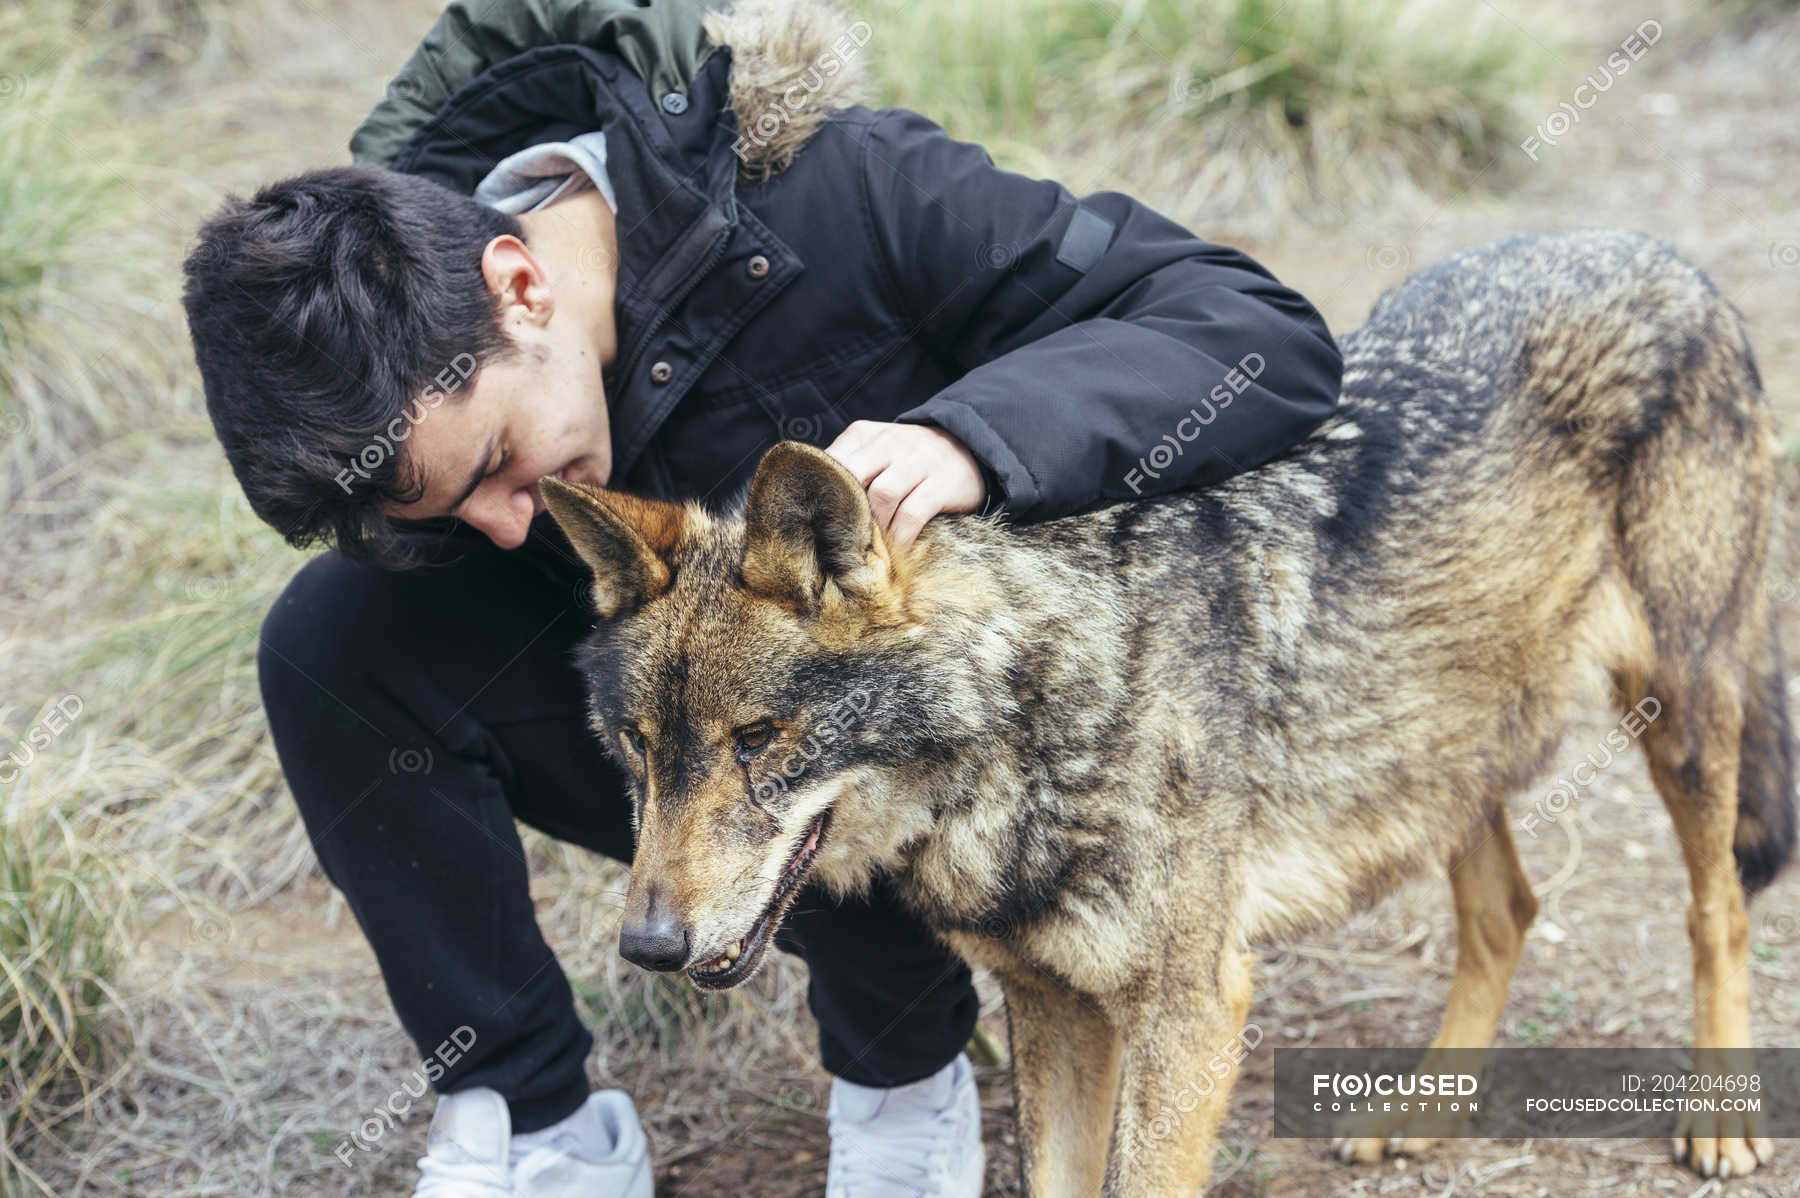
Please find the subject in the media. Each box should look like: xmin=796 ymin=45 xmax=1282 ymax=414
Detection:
xmin=447 ymin=428 xmax=500 ymax=516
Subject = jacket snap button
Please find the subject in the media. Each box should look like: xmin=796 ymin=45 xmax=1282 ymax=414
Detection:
xmin=747 ymin=254 xmax=770 ymax=279
xmin=650 ymin=360 xmax=673 ymax=384
xmin=660 ymin=92 xmax=688 ymax=115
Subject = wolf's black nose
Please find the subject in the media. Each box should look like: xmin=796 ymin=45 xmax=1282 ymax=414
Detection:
xmin=620 ymin=915 xmax=691 ymax=971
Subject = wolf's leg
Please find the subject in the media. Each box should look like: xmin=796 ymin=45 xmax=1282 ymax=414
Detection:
xmin=1103 ymin=949 xmax=1254 ymax=1197
xmin=1602 ymin=260 xmax=1788 ymax=1178
xmin=1334 ymin=810 xmax=1537 ymax=1163
xmin=1639 ymin=678 xmax=1774 ymax=1180
xmin=1003 ymin=972 xmax=1123 ymax=1197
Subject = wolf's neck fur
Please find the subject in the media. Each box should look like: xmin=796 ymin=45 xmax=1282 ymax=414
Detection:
xmin=814 ymin=511 xmax=1146 ymax=929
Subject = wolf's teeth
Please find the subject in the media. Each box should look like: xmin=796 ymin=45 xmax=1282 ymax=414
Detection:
xmin=725 ymin=940 xmax=742 ymax=961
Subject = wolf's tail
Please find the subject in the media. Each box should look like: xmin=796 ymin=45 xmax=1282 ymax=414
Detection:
xmin=1737 ymin=610 xmax=1797 ymax=894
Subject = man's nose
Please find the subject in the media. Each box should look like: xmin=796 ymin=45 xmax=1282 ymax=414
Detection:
xmin=619 ymin=893 xmax=692 ymax=972
xmin=466 ymin=489 xmax=535 ymax=549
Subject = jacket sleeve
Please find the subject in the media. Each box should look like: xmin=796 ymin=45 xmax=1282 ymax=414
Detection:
xmin=861 ymin=107 xmax=1345 ymax=522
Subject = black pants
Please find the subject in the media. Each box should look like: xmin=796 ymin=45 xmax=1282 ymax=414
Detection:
xmin=256 ymin=512 xmax=978 ymax=1133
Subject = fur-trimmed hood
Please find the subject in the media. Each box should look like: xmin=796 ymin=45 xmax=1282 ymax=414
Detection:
xmin=701 ymin=0 xmax=873 ymax=180
xmin=350 ymin=0 xmax=873 ymax=183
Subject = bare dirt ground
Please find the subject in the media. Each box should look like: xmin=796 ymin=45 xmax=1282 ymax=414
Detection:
xmin=28 ymin=0 xmax=1800 ymax=1195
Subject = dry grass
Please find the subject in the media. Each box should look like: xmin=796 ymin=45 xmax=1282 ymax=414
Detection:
xmin=0 ymin=804 xmax=132 ymax=1193
xmin=3 ymin=0 xmax=1799 ymax=1194
xmin=0 ymin=5 xmax=155 ymax=494
xmin=846 ymin=0 xmax=1561 ymax=232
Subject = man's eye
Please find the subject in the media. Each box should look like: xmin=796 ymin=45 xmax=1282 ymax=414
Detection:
xmin=733 ymin=723 xmax=775 ymax=762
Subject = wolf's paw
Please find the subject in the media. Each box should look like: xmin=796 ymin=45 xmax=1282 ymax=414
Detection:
xmin=1331 ymin=1133 xmax=1443 ymax=1164
xmin=1671 ymin=1131 xmax=1773 ymax=1179
xmin=1672 ymin=1092 xmax=1774 ymax=1179
xmin=1329 ymin=1083 xmax=1470 ymax=1165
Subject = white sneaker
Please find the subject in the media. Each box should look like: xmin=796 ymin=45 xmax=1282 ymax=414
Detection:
xmin=826 ymin=1054 xmax=985 ymax=1197
xmin=413 ymin=1086 xmax=654 ymax=1198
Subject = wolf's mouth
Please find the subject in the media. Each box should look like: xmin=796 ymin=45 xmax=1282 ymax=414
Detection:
xmin=687 ymin=807 xmax=833 ymax=990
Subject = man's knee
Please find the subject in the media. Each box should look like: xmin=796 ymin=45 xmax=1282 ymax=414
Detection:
xmin=258 ymin=550 xmax=382 ymax=717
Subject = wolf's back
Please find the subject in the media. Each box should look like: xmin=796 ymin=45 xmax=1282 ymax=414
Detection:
xmin=1325 ymin=228 xmax=1794 ymax=893
xmin=1335 ymin=229 xmax=1748 ymax=466
xmin=1264 ymin=229 xmax=1771 ymax=560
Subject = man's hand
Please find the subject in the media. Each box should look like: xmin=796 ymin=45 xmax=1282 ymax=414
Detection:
xmin=822 ymin=421 xmax=986 ymax=551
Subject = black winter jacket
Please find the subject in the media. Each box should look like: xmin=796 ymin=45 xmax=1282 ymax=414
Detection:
xmin=352 ymin=0 xmax=1344 ymax=526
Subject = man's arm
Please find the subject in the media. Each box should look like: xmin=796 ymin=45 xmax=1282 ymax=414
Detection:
xmin=859 ymin=107 xmax=1345 ymax=523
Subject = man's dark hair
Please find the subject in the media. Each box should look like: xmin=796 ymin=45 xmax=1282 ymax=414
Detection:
xmin=181 ymin=165 xmax=524 ymax=568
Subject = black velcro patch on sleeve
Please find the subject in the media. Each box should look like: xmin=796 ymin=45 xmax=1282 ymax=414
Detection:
xmin=1055 ymin=203 xmax=1116 ymax=273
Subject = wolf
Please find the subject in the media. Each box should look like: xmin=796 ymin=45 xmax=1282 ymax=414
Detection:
xmin=540 ymin=228 xmax=1796 ymax=1195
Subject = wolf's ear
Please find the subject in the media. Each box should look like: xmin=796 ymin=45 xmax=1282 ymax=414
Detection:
xmin=741 ymin=441 xmax=887 ymax=610
xmin=541 ymin=476 xmax=684 ymax=619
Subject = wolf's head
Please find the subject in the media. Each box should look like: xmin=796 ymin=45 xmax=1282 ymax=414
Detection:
xmin=541 ymin=441 xmax=974 ymax=990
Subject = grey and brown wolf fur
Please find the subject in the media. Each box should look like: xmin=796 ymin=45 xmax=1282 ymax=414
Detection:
xmin=541 ymin=228 xmax=1796 ymax=1194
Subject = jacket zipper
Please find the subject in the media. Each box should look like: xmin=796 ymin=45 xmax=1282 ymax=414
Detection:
xmin=613 ymin=220 xmax=734 ymax=470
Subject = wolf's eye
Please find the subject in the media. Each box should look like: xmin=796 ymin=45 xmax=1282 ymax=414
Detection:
xmin=619 ymin=725 xmax=645 ymax=756
xmin=733 ymin=722 xmax=775 ymax=763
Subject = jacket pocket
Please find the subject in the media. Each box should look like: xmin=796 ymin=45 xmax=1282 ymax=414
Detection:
xmin=746 ymin=377 xmax=849 ymax=447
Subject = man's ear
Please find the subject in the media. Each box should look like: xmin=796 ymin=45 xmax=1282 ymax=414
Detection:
xmin=741 ymin=441 xmax=888 ymax=611
xmin=481 ymin=234 xmax=553 ymax=328
xmin=541 ymin=476 xmax=684 ymax=619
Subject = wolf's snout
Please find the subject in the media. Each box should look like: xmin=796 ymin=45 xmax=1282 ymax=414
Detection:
xmin=619 ymin=897 xmax=692 ymax=972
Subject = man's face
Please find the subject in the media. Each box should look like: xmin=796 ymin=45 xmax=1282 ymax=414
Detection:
xmin=382 ymin=213 xmax=617 ymax=550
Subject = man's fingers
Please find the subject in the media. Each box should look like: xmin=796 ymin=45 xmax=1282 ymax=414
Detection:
xmin=822 ymin=419 xmax=877 ymax=456
xmin=864 ymin=462 xmax=925 ymax=535
xmin=822 ymin=420 xmax=885 ymax=483
xmin=816 ymin=422 xmax=984 ymax=548
xmin=887 ymin=482 xmax=945 ymax=551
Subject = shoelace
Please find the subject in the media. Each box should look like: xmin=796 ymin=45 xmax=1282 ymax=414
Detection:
xmin=827 ymin=1102 xmax=963 ymax=1196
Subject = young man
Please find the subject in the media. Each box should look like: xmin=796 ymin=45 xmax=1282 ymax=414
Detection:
xmin=180 ymin=0 xmax=1344 ymax=1193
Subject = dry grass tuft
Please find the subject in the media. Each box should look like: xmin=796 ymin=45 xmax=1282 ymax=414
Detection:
xmin=0 ymin=800 xmax=133 ymax=1195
